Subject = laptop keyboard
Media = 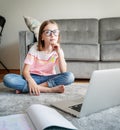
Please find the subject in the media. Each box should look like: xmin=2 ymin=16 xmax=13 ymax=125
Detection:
xmin=69 ymin=103 xmax=82 ymax=112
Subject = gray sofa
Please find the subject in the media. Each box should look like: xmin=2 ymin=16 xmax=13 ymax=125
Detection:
xmin=19 ymin=17 xmax=120 ymax=79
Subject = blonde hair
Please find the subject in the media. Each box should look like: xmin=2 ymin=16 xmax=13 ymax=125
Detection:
xmin=38 ymin=20 xmax=60 ymax=51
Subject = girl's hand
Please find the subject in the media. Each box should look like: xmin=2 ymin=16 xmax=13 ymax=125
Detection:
xmin=51 ymin=42 xmax=60 ymax=53
xmin=23 ymin=64 xmax=40 ymax=96
xmin=28 ymin=81 xmax=40 ymax=96
xmin=50 ymin=43 xmax=67 ymax=72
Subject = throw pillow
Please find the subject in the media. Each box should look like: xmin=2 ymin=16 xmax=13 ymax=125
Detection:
xmin=23 ymin=16 xmax=41 ymax=41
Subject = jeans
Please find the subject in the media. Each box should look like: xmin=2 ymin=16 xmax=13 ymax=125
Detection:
xmin=3 ymin=72 xmax=75 ymax=93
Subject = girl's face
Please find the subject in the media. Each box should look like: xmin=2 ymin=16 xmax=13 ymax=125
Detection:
xmin=42 ymin=23 xmax=59 ymax=45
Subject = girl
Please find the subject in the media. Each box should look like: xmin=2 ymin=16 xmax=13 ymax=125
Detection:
xmin=3 ymin=20 xmax=74 ymax=96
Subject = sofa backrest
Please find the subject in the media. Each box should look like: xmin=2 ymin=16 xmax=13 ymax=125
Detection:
xmin=99 ymin=17 xmax=120 ymax=43
xmin=55 ymin=19 xmax=98 ymax=44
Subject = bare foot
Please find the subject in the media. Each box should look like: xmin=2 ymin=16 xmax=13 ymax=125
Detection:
xmin=15 ymin=90 xmax=21 ymax=94
xmin=50 ymin=85 xmax=65 ymax=93
xmin=39 ymin=85 xmax=65 ymax=93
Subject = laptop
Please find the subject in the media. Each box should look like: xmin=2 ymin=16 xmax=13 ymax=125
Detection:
xmin=51 ymin=68 xmax=120 ymax=117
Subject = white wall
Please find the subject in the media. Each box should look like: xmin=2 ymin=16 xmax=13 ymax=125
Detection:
xmin=0 ymin=0 xmax=120 ymax=69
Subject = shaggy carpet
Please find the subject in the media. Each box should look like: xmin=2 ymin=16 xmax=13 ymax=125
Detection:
xmin=0 ymin=82 xmax=120 ymax=130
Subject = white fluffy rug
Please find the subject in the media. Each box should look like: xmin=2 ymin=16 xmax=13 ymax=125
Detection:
xmin=0 ymin=82 xmax=120 ymax=130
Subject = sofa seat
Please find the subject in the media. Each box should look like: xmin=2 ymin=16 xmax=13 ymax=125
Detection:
xmin=99 ymin=62 xmax=120 ymax=70
xmin=101 ymin=43 xmax=120 ymax=61
xmin=67 ymin=61 xmax=98 ymax=78
xmin=61 ymin=43 xmax=100 ymax=61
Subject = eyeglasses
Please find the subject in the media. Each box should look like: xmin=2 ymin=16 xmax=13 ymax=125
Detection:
xmin=43 ymin=29 xmax=60 ymax=36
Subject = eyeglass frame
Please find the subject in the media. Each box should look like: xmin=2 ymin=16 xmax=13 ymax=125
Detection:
xmin=42 ymin=29 xmax=60 ymax=37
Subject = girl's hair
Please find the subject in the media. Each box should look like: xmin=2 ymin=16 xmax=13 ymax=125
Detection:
xmin=37 ymin=20 xmax=60 ymax=51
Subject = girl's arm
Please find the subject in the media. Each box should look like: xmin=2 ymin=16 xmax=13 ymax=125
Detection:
xmin=22 ymin=64 xmax=40 ymax=96
xmin=52 ymin=43 xmax=67 ymax=72
xmin=57 ymin=49 xmax=67 ymax=73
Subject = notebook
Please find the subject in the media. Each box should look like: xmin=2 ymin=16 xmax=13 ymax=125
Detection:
xmin=51 ymin=68 xmax=120 ymax=117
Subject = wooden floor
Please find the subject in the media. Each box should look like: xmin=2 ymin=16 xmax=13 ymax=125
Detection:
xmin=0 ymin=69 xmax=89 ymax=83
xmin=0 ymin=69 xmax=20 ymax=82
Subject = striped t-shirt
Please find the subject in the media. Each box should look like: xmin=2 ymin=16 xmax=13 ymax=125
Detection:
xmin=24 ymin=43 xmax=64 ymax=76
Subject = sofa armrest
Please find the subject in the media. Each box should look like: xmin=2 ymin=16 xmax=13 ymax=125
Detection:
xmin=19 ymin=31 xmax=35 ymax=74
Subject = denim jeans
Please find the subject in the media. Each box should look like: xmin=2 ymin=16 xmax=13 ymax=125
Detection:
xmin=3 ymin=72 xmax=75 ymax=93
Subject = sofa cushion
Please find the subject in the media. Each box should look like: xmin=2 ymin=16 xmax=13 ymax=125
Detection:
xmin=101 ymin=43 xmax=120 ymax=61
xmin=99 ymin=17 xmax=120 ymax=42
xmin=61 ymin=43 xmax=100 ymax=61
xmin=99 ymin=18 xmax=120 ymax=61
xmin=67 ymin=61 xmax=98 ymax=79
xmin=55 ymin=19 xmax=98 ymax=44
xmin=99 ymin=62 xmax=120 ymax=70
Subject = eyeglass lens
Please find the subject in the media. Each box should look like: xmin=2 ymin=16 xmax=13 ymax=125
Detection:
xmin=43 ymin=30 xmax=59 ymax=36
